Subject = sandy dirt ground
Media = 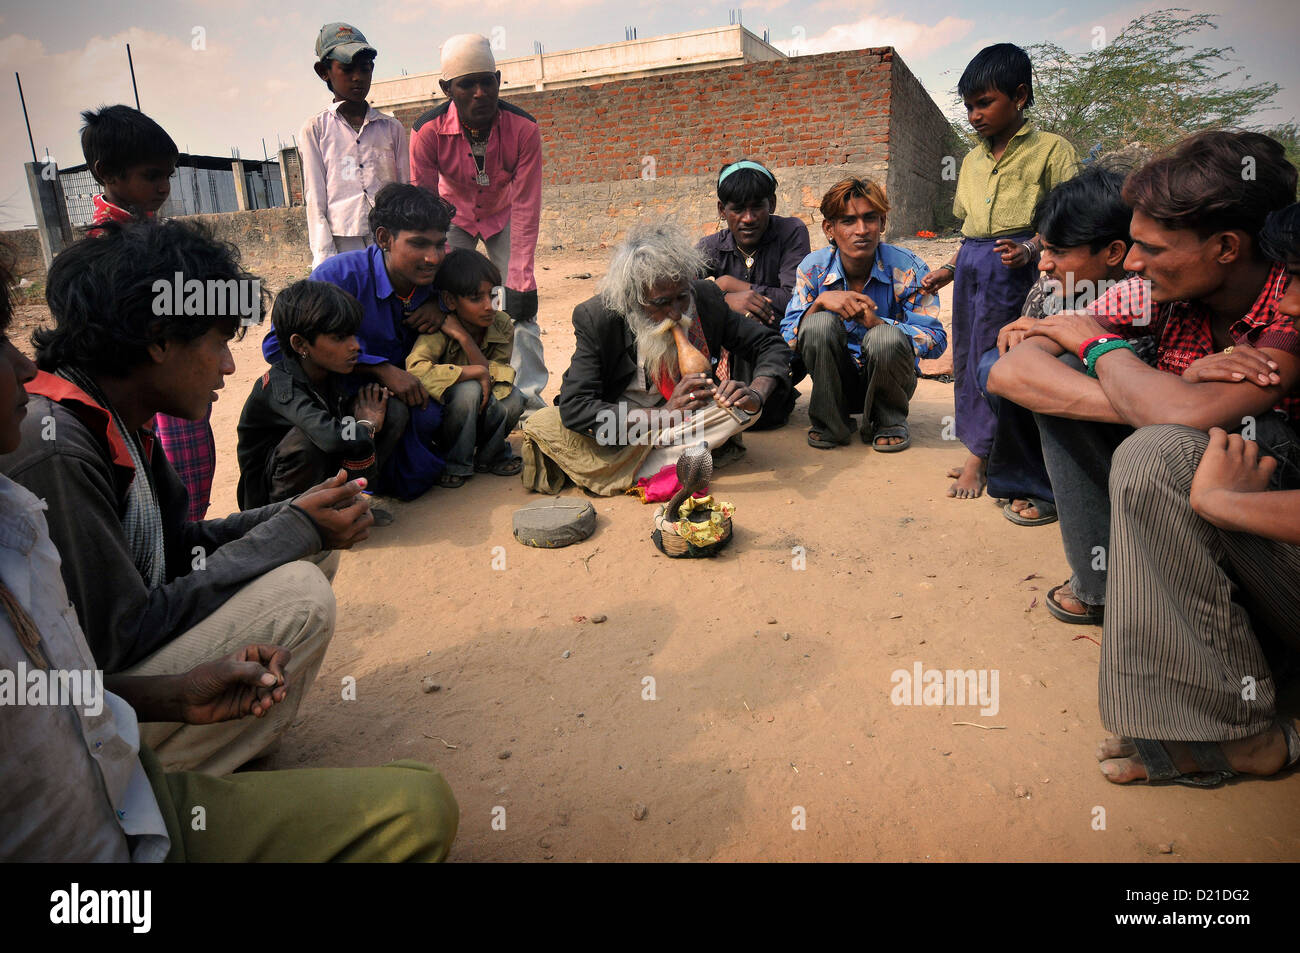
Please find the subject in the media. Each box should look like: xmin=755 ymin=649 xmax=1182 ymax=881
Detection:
xmin=13 ymin=237 xmax=1299 ymax=862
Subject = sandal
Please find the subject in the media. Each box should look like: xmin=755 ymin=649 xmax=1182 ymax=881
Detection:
xmin=1121 ymin=722 xmax=1300 ymax=788
xmin=438 ymin=473 xmax=468 ymax=489
xmin=807 ymin=429 xmax=843 ymax=450
xmin=870 ymin=424 xmax=911 ymax=453
xmin=1003 ymin=497 xmax=1058 ymax=526
xmin=1046 ymin=582 xmax=1104 ymax=625
xmin=487 ymin=456 xmax=523 ymax=476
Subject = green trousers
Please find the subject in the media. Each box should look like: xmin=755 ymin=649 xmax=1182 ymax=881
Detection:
xmin=140 ymin=746 xmax=459 ymax=862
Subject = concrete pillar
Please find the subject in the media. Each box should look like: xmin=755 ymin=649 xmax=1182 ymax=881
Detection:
xmin=279 ymin=147 xmax=304 ymax=206
xmin=231 ymin=159 xmax=251 ymax=211
xmin=534 ymin=51 xmax=545 ymax=91
xmin=24 ymin=161 xmax=74 ymax=269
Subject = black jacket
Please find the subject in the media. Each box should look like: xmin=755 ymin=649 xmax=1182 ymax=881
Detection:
xmin=236 ymin=360 xmax=376 ymax=510
xmin=0 ymin=381 xmax=323 ymax=673
xmin=556 ymin=279 xmax=793 ymax=437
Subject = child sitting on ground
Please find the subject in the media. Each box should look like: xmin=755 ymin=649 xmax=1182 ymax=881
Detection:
xmin=407 ymin=249 xmax=525 ymax=488
xmin=237 ymin=280 xmax=405 ymax=522
xmin=80 ymin=105 xmax=219 ymax=521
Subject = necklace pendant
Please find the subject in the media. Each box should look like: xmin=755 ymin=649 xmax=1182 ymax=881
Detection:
xmin=743 ymin=254 xmax=755 ymax=269
xmin=476 ymin=170 xmax=490 ymax=187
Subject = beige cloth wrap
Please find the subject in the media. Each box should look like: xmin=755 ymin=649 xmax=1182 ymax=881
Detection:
xmin=520 ymin=402 xmax=754 ymax=497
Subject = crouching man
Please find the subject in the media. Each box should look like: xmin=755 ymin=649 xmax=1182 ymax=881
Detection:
xmin=0 ymin=222 xmax=373 ymax=775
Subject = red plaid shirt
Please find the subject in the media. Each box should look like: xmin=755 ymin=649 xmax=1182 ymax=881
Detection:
xmin=1088 ymin=265 xmax=1300 ymax=419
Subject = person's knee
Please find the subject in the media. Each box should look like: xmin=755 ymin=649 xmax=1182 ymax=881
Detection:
xmin=868 ymin=325 xmax=909 ymax=356
xmin=264 ymin=561 xmax=337 ymax=650
xmin=499 ymin=387 xmax=526 ymax=421
xmin=798 ymin=311 xmax=841 ymax=349
xmin=446 ymin=380 xmax=481 ymax=410
xmin=384 ymin=395 xmax=411 ymax=434
xmin=383 ymin=761 xmax=460 ymax=862
xmin=865 ymin=322 xmax=911 ymax=359
xmin=1111 ymin=424 xmax=1206 ymax=496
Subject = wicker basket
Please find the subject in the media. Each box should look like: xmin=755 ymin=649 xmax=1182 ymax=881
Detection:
xmin=652 ymin=503 xmax=734 ymax=558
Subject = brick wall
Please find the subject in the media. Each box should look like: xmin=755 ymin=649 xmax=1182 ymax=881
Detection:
xmin=394 ymin=46 xmax=948 ymax=249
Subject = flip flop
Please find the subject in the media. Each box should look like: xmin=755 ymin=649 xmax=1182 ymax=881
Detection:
xmin=487 ymin=456 xmax=523 ymax=476
xmin=1003 ymin=497 xmax=1058 ymax=526
xmin=870 ymin=424 xmax=911 ymax=453
xmin=1118 ymin=721 xmax=1300 ymax=788
xmin=438 ymin=473 xmax=468 ymax=489
xmin=1046 ymin=582 xmax=1104 ymax=625
xmin=807 ymin=429 xmax=842 ymax=450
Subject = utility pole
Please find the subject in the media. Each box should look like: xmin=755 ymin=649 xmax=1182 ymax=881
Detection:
xmin=127 ymin=44 xmax=140 ymax=109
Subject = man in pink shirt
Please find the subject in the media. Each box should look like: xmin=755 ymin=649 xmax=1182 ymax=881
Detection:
xmin=410 ymin=34 xmax=547 ymax=415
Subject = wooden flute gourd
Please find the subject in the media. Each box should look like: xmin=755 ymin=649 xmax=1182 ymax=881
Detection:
xmin=670 ymin=322 xmax=748 ymax=423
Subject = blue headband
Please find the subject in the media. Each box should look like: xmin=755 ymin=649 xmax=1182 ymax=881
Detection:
xmin=718 ymin=160 xmax=775 ymax=187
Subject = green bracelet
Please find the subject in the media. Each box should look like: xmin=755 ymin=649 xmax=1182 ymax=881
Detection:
xmin=1084 ymin=338 xmax=1135 ymax=377
xmin=939 ymin=263 xmax=956 ymax=272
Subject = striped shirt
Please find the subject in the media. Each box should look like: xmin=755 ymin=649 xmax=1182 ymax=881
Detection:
xmin=954 ymin=123 xmax=1078 ymax=239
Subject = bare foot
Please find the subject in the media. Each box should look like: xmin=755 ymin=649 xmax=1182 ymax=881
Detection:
xmin=1096 ymin=727 xmax=1292 ymax=784
xmin=875 ymin=434 xmax=906 ymax=448
xmin=946 ymin=454 xmax=986 ymax=499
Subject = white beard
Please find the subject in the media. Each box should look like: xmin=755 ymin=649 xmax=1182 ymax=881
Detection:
xmin=626 ymin=295 xmax=697 ymax=384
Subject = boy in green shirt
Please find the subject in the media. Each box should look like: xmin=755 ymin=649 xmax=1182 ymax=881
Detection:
xmin=407 ymin=249 xmax=525 ymax=487
xmin=920 ymin=43 xmax=1077 ymax=500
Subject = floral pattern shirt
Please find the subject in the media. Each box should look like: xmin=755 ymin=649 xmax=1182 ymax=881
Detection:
xmin=781 ymin=244 xmax=946 ymax=368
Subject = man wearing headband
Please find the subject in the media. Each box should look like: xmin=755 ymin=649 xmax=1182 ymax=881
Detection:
xmin=699 ymin=160 xmax=811 ymax=429
xmin=410 ymin=34 xmax=548 ymax=418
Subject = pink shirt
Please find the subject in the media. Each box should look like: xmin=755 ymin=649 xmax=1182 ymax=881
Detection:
xmin=409 ymin=100 xmax=542 ymax=291
xmin=300 ymin=101 xmax=410 ymax=268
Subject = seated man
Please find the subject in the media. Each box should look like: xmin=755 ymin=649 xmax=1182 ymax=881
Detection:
xmin=988 ymin=130 xmax=1300 ymax=625
xmin=0 ymin=222 xmax=373 ymax=775
xmin=1093 ymin=202 xmax=1300 ymax=787
xmin=237 ymin=280 xmax=405 ymax=517
xmin=698 ymin=159 xmax=811 ymax=428
xmin=782 ymin=177 xmax=946 ymax=451
xmin=262 ymin=183 xmax=454 ymax=500
xmin=984 ymin=165 xmax=1136 ymax=527
xmin=0 ymin=259 xmax=457 ymax=859
xmin=521 ymin=224 xmax=791 ymax=496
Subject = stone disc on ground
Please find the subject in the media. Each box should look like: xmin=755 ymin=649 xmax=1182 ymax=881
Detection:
xmin=512 ymin=497 xmax=597 ymax=548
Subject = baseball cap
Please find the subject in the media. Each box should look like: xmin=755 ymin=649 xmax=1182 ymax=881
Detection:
xmin=316 ymin=23 xmax=377 ymax=64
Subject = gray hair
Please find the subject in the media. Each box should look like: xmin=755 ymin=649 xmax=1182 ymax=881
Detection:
xmin=600 ymin=223 xmax=707 ymax=316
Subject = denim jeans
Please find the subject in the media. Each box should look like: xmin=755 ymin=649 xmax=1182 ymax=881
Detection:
xmin=437 ymin=380 xmax=526 ymax=476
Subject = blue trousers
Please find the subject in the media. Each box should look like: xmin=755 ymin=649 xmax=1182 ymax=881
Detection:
xmin=977 ymin=347 xmax=1054 ymax=503
xmin=952 ymin=236 xmax=1037 ymax=458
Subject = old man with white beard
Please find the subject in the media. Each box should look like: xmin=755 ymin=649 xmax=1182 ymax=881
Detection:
xmin=520 ymin=224 xmax=792 ymax=495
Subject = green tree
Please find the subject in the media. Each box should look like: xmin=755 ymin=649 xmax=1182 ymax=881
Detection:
xmin=1024 ymin=9 xmax=1286 ymax=155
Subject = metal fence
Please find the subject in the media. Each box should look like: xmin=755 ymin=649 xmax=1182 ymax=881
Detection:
xmin=58 ymin=155 xmax=284 ymax=226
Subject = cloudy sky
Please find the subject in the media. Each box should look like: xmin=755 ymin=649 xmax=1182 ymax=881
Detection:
xmin=0 ymin=0 xmax=1295 ymax=228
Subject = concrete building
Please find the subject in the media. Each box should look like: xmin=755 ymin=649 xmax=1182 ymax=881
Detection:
xmin=370 ymin=24 xmax=785 ymax=110
xmin=383 ymin=26 xmax=952 ymax=249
